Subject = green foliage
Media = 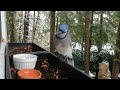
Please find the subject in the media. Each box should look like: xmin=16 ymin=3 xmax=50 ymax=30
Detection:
xmin=91 ymin=11 xmax=109 ymax=51
xmin=90 ymin=50 xmax=114 ymax=72
xmin=72 ymin=49 xmax=84 ymax=70
xmin=70 ymin=11 xmax=85 ymax=43
xmin=72 ymin=49 xmax=114 ymax=72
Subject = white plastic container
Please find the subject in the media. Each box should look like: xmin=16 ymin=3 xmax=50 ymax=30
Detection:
xmin=13 ymin=54 xmax=38 ymax=70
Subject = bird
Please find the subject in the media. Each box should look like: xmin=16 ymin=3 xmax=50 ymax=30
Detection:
xmin=53 ymin=24 xmax=74 ymax=67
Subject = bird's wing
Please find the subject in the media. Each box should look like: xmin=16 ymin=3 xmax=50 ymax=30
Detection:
xmin=67 ymin=32 xmax=72 ymax=48
xmin=69 ymin=37 xmax=72 ymax=48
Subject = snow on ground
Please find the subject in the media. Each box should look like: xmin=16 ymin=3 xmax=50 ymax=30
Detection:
xmin=81 ymin=70 xmax=95 ymax=78
xmin=118 ymin=73 xmax=120 ymax=78
xmin=89 ymin=71 xmax=95 ymax=78
xmin=72 ymin=42 xmax=115 ymax=55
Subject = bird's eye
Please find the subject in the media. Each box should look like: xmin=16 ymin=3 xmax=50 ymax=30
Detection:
xmin=59 ymin=29 xmax=63 ymax=32
xmin=59 ymin=29 xmax=65 ymax=33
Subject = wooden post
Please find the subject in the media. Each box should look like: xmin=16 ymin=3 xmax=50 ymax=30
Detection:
xmin=0 ymin=11 xmax=7 ymax=79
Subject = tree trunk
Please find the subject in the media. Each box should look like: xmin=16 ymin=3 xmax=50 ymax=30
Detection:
xmin=89 ymin=11 xmax=94 ymax=73
xmin=18 ymin=11 xmax=23 ymax=42
xmin=8 ymin=11 xmax=16 ymax=42
xmin=23 ymin=11 xmax=30 ymax=42
xmin=32 ymin=11 xmax=40 ymax=42
xmin=84 ymin=11 xmax=91 ymax=74
xmin=60 ymin=17 xmax=62 ymax=25
xmin=89 ymin=11 xmax=94 ymax=61
xmin=89 ymin=11 xmax=94 ymax=48
xmin=35 ymin=11 xmax=40 ymax=33
xmin=112 ymin=62 xmax=119 ymax=79
xmin=50 ymin=11 xmax=55 ymax=53
xmin=32 ymin=11 xmax=36 ymax=42
xmin=98 ymin=12 xmax=103 ymax=53
xmin=55 ymin=16 xmax=59 ymax=33
xmin=112 ymin=20 xmax=120 ymax=79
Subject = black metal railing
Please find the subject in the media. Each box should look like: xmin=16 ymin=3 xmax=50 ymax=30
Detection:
xmin=6 ymin=43 xmax=93 ymax=79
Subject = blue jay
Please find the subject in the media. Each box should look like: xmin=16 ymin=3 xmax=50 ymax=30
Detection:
xmin=54 ymin=24 xmax=74 ymax=67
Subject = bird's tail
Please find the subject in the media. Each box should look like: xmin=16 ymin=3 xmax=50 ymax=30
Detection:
xmin=66 ymin=57 xmax=75 ymax=67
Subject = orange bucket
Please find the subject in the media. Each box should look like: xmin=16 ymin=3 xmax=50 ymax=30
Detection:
xmin=18 ymin=69 xmax=42 ymax=79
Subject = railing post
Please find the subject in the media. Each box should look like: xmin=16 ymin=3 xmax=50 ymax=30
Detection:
xmin=0 ymin=11 xmax=7 ymax=79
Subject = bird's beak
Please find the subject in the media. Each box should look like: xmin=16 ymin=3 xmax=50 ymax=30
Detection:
xmin=59 ymin=29 xmax=65 ymax=33
xmin=58 ymin=31 xmax=63 ymax=34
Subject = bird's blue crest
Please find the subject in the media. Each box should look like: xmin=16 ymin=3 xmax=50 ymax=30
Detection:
xmin=59 ymin=24 xmax=68 ymax=32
